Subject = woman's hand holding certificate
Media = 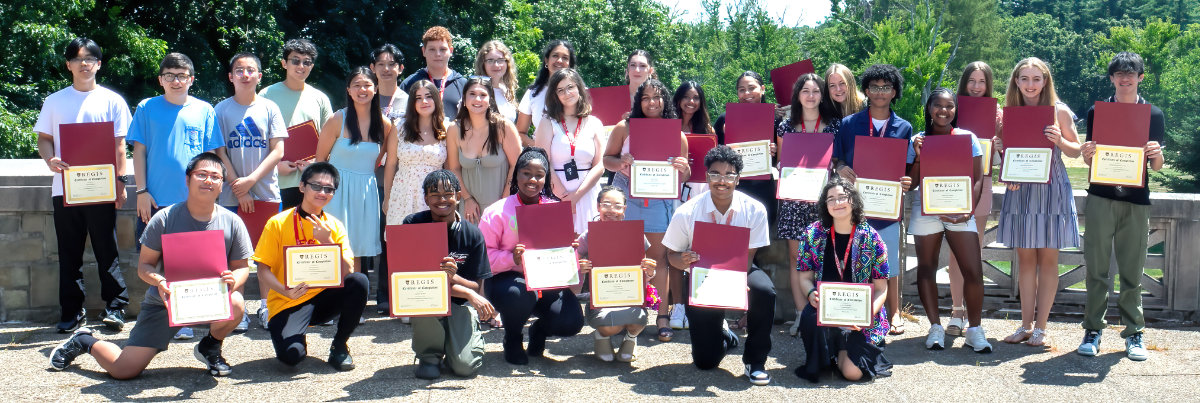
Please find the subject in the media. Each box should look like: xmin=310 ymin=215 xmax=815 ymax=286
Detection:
xmin=815 ymin=282 xmax=873 ymax=328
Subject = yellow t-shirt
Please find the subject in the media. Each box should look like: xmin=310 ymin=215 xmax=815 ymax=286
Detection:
xmin=252 ymin=207 xmax=354 ymax=319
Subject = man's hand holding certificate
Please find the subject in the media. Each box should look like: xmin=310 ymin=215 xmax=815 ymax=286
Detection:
xmin=161 ymin=230 xmax=234 ymax=326
xmin=1087 ymin=101 xmax=1152 ymax=187
xmin=517 ymin=202 xmax=580 ymax=291
xmin=59 ymin=122 xmax=119 ymax=206
xmin=386 ymin=223 xmax=452 ymax=317
xmin=688 ymin=222 xmax=751 ymax=310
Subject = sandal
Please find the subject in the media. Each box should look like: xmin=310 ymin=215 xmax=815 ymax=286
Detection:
xmin=593 ymin=333 xmax=615 ymax=362
xmin=616 ymin=336 xmax=638 ymax=362
xmin=888 ymin=318 xmax=906 ymax=335
xmin=729 ymin=314 xmax=748 ymax=331
xmin=1027 ymin=328 xmax=1050 ymax=347
xmin=656 ymin=318 xmax=674 ymax=342
xmin=1003 ymin=326 xmax=1032 ymax=344
xmin=946 ymin=305 xmax=966 ymax=336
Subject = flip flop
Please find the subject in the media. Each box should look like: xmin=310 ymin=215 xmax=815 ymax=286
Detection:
xmin=888 ymin=318 xmax=906 ymax=335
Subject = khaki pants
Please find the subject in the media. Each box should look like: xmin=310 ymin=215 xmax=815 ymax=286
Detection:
xmin=1082 ymin=195 xmax=1149 ymax=338
xmin=411 ymin=303 xmax=484 ymax=376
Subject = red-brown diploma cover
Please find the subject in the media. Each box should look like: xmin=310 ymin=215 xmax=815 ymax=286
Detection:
xmin=1001 ymin=105 xmax=1055 ymax=148
xmin=770 ymin=59 xmax=816 ymax=106
xmin=516 ymin=202 xmax=575 ymax=249
xmin=283 ymin=120 xmax=319 ymax=162
xmin=629 ymin=118 xmax=683 ymax=161
xmin=588 ymin=85 xmax=630 ymax=126
xmin=957 ymin=96 xmax=998 ymax=140
xmin=586 ymin=220 xmax=645 ymax=267
xmin=852 ymin=136 xmax=908 ymax=181
xmin=685 ymin=134 xmax=718 ymax=182
xmin=692 ymin=221 xmax=750 ymax=272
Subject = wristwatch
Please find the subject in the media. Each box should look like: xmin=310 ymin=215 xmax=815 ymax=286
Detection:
xmin=136 ymin=188 xmax=149 ymax=195
xmin=117 ymin=175 xmax=130 ymax=183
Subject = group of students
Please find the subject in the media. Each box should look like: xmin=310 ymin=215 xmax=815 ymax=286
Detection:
xmin=40 ymin=23 xmax=1163 ymax=385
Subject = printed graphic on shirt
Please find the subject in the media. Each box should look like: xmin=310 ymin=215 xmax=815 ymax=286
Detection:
xmin=228 ymin=117 xmax=267 ymax=149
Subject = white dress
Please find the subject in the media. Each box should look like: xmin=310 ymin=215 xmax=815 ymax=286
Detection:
xmin=548 ymin=116 xmax=602 ymax=233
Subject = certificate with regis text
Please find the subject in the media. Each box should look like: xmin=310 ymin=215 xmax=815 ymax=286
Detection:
xmin=817 ymin=282 xmax=873 ymax=328
xmin=167 ymin=278 xmax=233 ymax=326
xmin=63 ymin=164 xmax=116 ymax=205
xmin=284 ymin=244 xmax=343 ymax=288
xmin=390 ymin=271 xmax=450 ymax=317
xmin=590 ymin=266 xmax=644 ymax=308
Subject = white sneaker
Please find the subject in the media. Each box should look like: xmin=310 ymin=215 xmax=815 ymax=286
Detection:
xmin=669 ymin=304 xmax=686 ymax=329
xmin=1077 ymin=329 xmax=1102 ymax=356
xmin=257 ymin=306 xmax=270 ymax=330
xmin=1125 ymin=333 xmax=1149 ymax=361
xmin=963 ymin=326 xmax=993 ymax=353
xmin=926 ymin=324 xmax=945 ymax=350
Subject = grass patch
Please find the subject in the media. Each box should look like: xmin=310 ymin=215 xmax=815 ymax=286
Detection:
xmin=987 ymin=260 xmax=1161 ymax=291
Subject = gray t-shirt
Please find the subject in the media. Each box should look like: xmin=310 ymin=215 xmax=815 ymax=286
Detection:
xmin=139 ymin=202 xmax=255 ymax=304
xmin=214 ymin=96 xmax=288 ymax=205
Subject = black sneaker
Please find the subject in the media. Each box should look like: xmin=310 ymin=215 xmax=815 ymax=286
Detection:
xmin=329 ymin=345 xmax=355 ymax=371
xmin=50 ymin=327 xmax=93 ymax=370
xmin=414 ymin=359 xmax=441 ymax=379
xmin=193 ymin=337 xmax=232 ymax=376
xmin=101 ymin=308 xmax=125 ymax=331
xmin=56 ymin=309 xmax=86 ymax=334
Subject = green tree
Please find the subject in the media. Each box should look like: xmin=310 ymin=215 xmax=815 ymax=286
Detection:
xmin=1005 ymin=13 xmax=1105 ymax=113
xmin=863 ymin=0 xmax=955 ymax=131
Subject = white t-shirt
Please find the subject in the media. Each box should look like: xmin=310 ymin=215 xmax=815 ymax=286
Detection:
xmin=517 ymin=87 xmax=549 ymax=130
xmin=662 ymin=189 xmax=771 ymax=253
xmin=871 ymin=117 xmax=888 ymax=132
xmin=33 ymin=85 xmax=132 ymax=197
xmin=495 ymin=87 xmax=517 ymax=122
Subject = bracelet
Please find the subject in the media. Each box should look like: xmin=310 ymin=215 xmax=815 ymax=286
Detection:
xmin=806 ymin=288 xmax=817 ymax=298
xmin=136 ymin=188 xmax=149 ymax=195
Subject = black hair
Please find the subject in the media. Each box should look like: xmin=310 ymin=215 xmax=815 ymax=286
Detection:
xmin=529 ymin=40 xmax=577 ymax=97
xmin=1108 ymin=51 xmax=1145 ymax=76
xmin=673 ymin=81 xmax=713 ymax=134
xmin=924 ymin=87 xmax=958 ymax=131
xmin=703 ymin=145 xmax=743 ymax=174
xmin=63 ymin=37 xmax=102 ymax=61
xmin=508 ymin=147 xmax=558 ymax=200
xmin=595 ymin=184 xmax=627 ymax=204
xmin=282 ymin=39 xmax=318 ymax=61
xmin=185 ymin=152 xmax=226 ymax=179
xmin=788 ymin=73 xmax=842 ymax=129
xmin=455 ymin=77 xmax=503 ymax=155
xmin=629 ymin=78 xmax=677 ymax=119
xmin=421 ymin=169 xmax=461 ymax=196
xmin=301 ymin=161 xmax=341 ymax=190
xmin=860 ymin=64 xmax=903 ymax=104
xmin=817 ymin=177 xmax=865 ymax=228
xmin=343 ymin=67 xmax=385 ymax=145
xmin=160 ymin=52 xmax=195 ymax=76
xmin=624 ymin=49 xmax=656 ymax=84
xmin=736 ymin=71 xmax=768 ymax=103
xmin=372 ymin=43 xmax=404 ymax=65
xmin=228 ymin=52 xmax=261 ymax=72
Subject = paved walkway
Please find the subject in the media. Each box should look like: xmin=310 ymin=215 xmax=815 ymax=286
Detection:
xmin=3 ymin=304 xmax=1197 ymax=401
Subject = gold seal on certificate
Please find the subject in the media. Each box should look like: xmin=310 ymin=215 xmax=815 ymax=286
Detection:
xmin=689 ymin=267 xmax=748 ymax=310
xmin=1000 ymin=147 xmax=1052 ymax=183
xmin=777 ymin=167 xmax=828 ymax=202
xmin=855 ymin=179 xmax=902 ymax=220
xmin=816 ymin=282 xmax=873 ymax=328
xmin=727 ymin=140 xmax=771 ymax=177
xmin=979 ymin=138 xmax=995 ymax=175
xmin=523 ymin=246 xmax=580 ymax=290
xmin=1089 ymin=145 xmax=1145 ymax=187
xmin=63 ymin=164 xmax=116 ymax=205
xmin=168 ymin=278 xmax=232 ymax=326
xmin=390 ymin=271 xmax=450 ymax=316
xmin=921 ymin=176 xmax=973 ymax=215
xmin=630 ymin=160 xmax=679 ymax=199
xmin=590 ymin=265 xmax=644 ymax=308
xmin=284 ymin=244 xmax=343 ymax=288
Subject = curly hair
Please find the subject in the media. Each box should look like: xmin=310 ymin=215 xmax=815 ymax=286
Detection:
xmin=703 ymin=145 xmax=743 ymax=174
xmin=817 ymin=177 xmax=864 ymax=228
xmin=860 ymin=64 xmax=904 ymax=104
xmin=630 ymin=79 xmax=677 ymax=119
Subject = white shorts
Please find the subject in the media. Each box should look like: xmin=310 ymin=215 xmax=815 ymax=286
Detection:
xmin=908 ymin=196 xmax=977 ymax=236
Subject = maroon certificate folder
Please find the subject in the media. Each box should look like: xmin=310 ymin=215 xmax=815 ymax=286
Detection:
xmin=770 ymin=59 xmax=816 ymax=106
xmin=516 ymin=202 xmax=575 ymax=249
xmin=162 ymin=230 xmax=228 ymax=281
xmin=386 ymin=223 xmax=449 ymax=272
xmin=852 ymin=136 xmax=908 ymax=181
xmin=957 ymin=96 xmax=998 ymax=140
xmin=723 ymin=103 xmax=776 ymax=143
xmin=1092 ymin=101 xmax=1151 ymax=146
xmin=692 ymin=221 xmax=750 ymax=272
xmin=1001 ymin=105 xmax=1055 ymax=148
xmin=283 ymin=120 xmax=319 ymax=162
xmin=779 ymin=133 xmax=834 ymax=169
xmin=238 ymin=201 xmax=281 ymax=248
xmin=586 ymin=220 xmax=645 ymax=267
xmin=685 ymin=134 xmax=718 ymax=182
xmin=59 ymin=122 xmax=117 ymax=166
xmin=629 ymin=118 xmax=683 ymax=161
xmin=920 ymin=135 xmax=974 ymax=179
xmin=588 ymin=85 xmax=630 ymax=126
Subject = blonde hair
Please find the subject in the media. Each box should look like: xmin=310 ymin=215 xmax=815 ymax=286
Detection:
xmin=825 ymin=63 xmax=864 ymax=117
xmin=474 ymin=40 xmax=518 ymax=103
xmin=1005 ymin=57 xmax=1060 ymax=107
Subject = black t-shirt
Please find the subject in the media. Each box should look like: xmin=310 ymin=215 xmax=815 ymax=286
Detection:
xmin=821 ymin=231 xmax=853 ymax=283
xmin=1084 ymin=96 xmax=1166 ymax=205
xmin=402 ymin=210 xmax=493 ymax=304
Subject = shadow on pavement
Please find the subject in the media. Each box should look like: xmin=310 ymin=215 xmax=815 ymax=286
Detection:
xmin=1019 ymin=351 xmax=1123 ymax=386
xmin=77 ymin=367 xmax=217 ymax=401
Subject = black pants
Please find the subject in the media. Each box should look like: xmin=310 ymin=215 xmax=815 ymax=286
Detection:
xmin=487 ymin=271 xmax=584 ymax=343
xmin=52 ymin=196 xmax=128 ymax=319
xmin=685 ymin=266 xmax=775 ymax=369
xmin=268 ymin=272 xmax=369 ymax=365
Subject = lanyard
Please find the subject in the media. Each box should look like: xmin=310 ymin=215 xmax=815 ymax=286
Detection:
xmin=829 ymin=228 xmax=853 ymax=281
xmin=709 ymin=209 xmax=735 ymax=225
xmin=434 ymin=69 xmax=450 ymax=97
xmin=868 ymin=115 xmax=889 ymax=138
xmin=291 ymin=210 xmax=322 ymax=245
xmin=800 ymin=113 xmax=820 ymax=133
xmin=560 ymin=117 xmax=582 ymax=157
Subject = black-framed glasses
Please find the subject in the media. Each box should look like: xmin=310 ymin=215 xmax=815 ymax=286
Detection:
xmin=305 ymin=182 xmax=336 ymax=194
xmin=160 ymin=73 xmax=192 ymax=83
xmin=868 ymin=85 xmax=894 ymax=94
xmin=706 ymin=172 xmax=739 ymax=183
xmin=191 ymin=172 xmax=223 ymax=182
xmin=287 ymin=58 xmax=315 ymax=67
xmin=70 ymin=57 xmax=100 ymax=65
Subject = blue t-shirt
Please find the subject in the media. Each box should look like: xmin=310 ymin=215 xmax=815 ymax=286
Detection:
xmin=127 ymin=96 xmax=223 ymax=206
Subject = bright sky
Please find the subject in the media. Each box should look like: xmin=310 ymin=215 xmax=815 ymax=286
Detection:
xmin=655 ymin=0 xmax=834 ymax=27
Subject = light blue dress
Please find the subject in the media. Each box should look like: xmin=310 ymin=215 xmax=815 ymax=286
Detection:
xmin=324 ymin=110 xmax=382 ymax=256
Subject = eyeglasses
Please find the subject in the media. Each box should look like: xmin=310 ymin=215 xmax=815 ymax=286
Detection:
xmin=288 ymin=58 xmax=315 ymax=67
xmin=825 ymin=195 xmax=850 ymax=204
xmin=868 ymin=85 xmax=894 ymax=94
xmin=556 ymin=84 xmax=578 ymax=96
xmin=1112 ymin=71 xmax=1139 ymax=79
xmin=160 ymin=73 xmax=192 ymax=83
xmin=191 ymin=172 xmax=223 ymax=182
xmin=232 ymin=68 xmax=258 ymax=77
xmin=706 ymin=172 xmax=740 ymax=183
xmin=598 ymin=202 xmax=626 ymax=211
xmin=425 ymin=193 xmax=456 ymax=201
xmin=70 ymin=57 xmax=100 ymax=65
xmin=485 ymin=58 xmax=507 ymax=66
xmin=305 ymin=182 xmax=336 ymax=194
xmin=373 ymin=61 xmax=400 ymax=69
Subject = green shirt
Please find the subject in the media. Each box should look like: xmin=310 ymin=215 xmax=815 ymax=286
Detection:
xmin=259 ymin=82 xmax=334 ymax=189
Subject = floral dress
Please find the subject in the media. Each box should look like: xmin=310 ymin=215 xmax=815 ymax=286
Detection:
xmin=775 ymin=118 xmax=841 ymax=240
xmin=386 ymin=137 xmax=447 ymax=225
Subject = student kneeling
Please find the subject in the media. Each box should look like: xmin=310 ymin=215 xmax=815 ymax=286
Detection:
xmin=50 ymin=153 xmax=251 ymax=378
xmin=253 ymin=162 xmax=366 ymax=370
xmin=405 ymin=170 xmax=496 ymax=379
